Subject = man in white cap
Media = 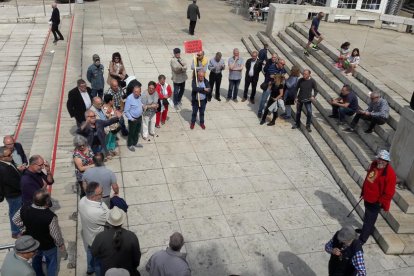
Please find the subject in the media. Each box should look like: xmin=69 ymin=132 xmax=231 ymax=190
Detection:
xmin=1 ymin=235 xmax=40 ymax=276
xmin=325 ymin=225 xmax=366 ymax=276
xmin=357 ymin=149 xmax=396 ymax=244
xmin=91 ymin=207 xmax=141 ymax=276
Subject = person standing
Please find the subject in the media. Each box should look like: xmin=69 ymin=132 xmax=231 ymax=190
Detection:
xmin=82 ymin=153 xmax=119 ymax=208
xmin=141 ymin=81 xmax=159 ymax=141
xmin=78 ymin=182 xmax=109 ymax=276
xmin=187 ymin=0 xmax=201 ymax=35
xmin=190 ymin=71 xmax=210 ymax=130
xmin=155 ymin=75 xmax=173 ymax=128
xmin=227 ymin=48 xmax=244 ymax=102
xmin=207 ymin=52 xmax=225 ymax=101
xmin=87 ymin=54 xmax=105 ymax=98
xmin=20 ymin=155 xmax=54 ymax=206
xmin=325 ymin=225 xmax=366 ymax=276
xmin=50 ymin=2 xmax=64 ymax=44
xmin=146 ymin=232 xmax=191 ymax=276
xmin=282 ymin=66 xmax=301 ymax=120
xmin=170 ymin=48 xmax=188 ymax=108
xmin=1 ymin=235 xmax=40 ymax=276
xmin=356 ymin=150 xmax=396 ymax=245
xmin=124 ymin=85 xmax=143 ymax=152
xmin=0 ymin=146 xmax=22 ymax=239
xmin=258 ymin=53 xmax=279 ymax=118
xmin=3 ymin=135 xmax=27 ymax=170
xmin=292 ymin=69 xmax=318 ymax=132
xmin=105 ymin=79 xmax=129 ymax=136
xmin=13 ymin=190 xmax=65 ymax=276
xmin=259 ymin=75 xmax=284 ymax=126
xmin=243 ymin=51 xmax=262 ymax=104
xmin=91 ymin=207 xmax=142 ymax=276
xmin=67 ymin=79 xmax=93 ymax=128
xmin=304 ymin=12 xmax=324 ymax=56
xmin=258 ymin=43 xmax=269 ymax=64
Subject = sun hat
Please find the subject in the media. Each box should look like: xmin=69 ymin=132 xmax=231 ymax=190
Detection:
xmin=337 ymin=225 xmax=357 ymax=242
xmin=107 ymin=206 xmax=126 ymax=227
xmin=376 ymin=149 xmax=390 ymax=162
xmin=15 ymin=235 xmax=40 ymax=253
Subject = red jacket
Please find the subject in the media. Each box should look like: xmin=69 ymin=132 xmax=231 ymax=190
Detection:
xmin=155 ymin=83 xmax=172 ymax=100
xmin=362 ymin=161 xmax=396 ymax=211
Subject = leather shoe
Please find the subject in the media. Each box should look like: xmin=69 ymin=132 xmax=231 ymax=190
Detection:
xmin=200 ymin=124 xmax=206 ymax=129
xmin=216 ymin=97 xmax=221 ymax=102
xmin=260 ymin=120 xmax=265 ymax=125
xmin=190 ymin=123 xmax=195 ymax=129
xmin=241 ymin=98 xmax=247 ymax=102
xmin=267 ymin=121 xmax=275 ymax=126
xmin=257 ymin=113 xmax=262 ymax=118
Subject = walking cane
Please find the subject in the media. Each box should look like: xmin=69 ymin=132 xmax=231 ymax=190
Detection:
xmin=347 ymin=198 xmax=363 ymax=218
xmin=193 ymin=54 xmax=201 ymax=107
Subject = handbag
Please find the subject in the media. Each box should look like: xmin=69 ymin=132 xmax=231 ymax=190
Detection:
xmin=260 ymin=81 xmax=268 ymax=91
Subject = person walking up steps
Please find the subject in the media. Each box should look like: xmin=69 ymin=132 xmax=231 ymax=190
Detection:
xmin=304 ymin=12 xmax=324 ymax=56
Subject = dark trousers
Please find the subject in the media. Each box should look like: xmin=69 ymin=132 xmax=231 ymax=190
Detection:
xmin=295 ymin=101 xmax=312 ymax=126
xmin=359 ymin=201 xmax=381 ymax=244
xmin=91 ymin=89 xmax=103 ymax=98
xmin=227 ymin=79 xmax=241 ymax=100
xmin=350 ymin=113 xmax=387 ymax=131
xmin=189 ymin=20 xmax=197 ymax=35
xmin=261 ymin=99 xmax=278 ymax=122
xmin=191 ymin=99 xmax=207 ymax=124
xmin=209 ymin=72 xmax=222 ymax=100
xmin=127 ymin=118 xmax=142 ymax=147
xmin=173 ymin=82 xmax=186 ymax=105
xmin=243 ymin=75 xmax=258 ymax=100
xmin=51 ymin=24 xmax=64 ymax=41
xmin=332 ymin=106 xmax=355 ymax=122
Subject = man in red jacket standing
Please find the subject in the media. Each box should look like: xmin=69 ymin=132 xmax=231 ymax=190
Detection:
xmin=155 ymin=74 xmax=173 ymax=128
xmin=357 ymin=150 xmax=396 ymax=244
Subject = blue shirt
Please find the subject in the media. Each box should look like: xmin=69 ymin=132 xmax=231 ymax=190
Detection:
xmin=342 ymin=92 xmax=358 ymax=112
xmin=311 ymin=17 xmax=320 ymax=32
xmin=124 ymin=94 xmax=143 ymax=121
xmin=196 ymin=81 xmax=206 ymax=100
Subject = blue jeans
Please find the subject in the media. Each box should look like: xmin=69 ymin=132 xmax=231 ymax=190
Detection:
xmin=91 ymin=89 xmax=103 ymax=98
xmin=173 ymin=82 xmax=186 ymax=105
xmin=32 ymin=247 xmax=58 ymax=276
xmin=227 ymin=79 xmax=241 ymax=99
xmin=87 ymin=246 xmax=101 ymax=275
xmin=258 ymin=89 xmax=270 ymax=115
xmin=295 ymin=101 xmax=312 ymax=126
xmin=191 ymin=99 xmax=207 ymax=124
xmin=6 ymin=196 xmax=22 ymax=235
xmin=332 ymin=106 xmax=355 ymax=122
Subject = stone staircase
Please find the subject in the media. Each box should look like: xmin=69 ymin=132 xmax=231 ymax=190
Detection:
xmin=241 ymin=24 xmax=414 ymax=254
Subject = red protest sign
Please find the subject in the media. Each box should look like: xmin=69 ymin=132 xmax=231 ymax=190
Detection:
xmin=184 ymin=40 xmax=203 ymax=54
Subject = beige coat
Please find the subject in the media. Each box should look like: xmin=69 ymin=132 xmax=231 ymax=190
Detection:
xmin=170 ymin=57 xmax=188 ymax=84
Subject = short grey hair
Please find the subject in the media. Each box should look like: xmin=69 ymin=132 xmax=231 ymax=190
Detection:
xmin=29 ymin=155 xmax=42 ymax=165
xmin=84 ymin=109 xmax=94 ymax=119
xmin=371 ymin=91 xmax=381 ymax=98
xmin=169 ymin=232 xmax=184 ymax=251
xmin=73 ymin=135 xmax=88 ymax=148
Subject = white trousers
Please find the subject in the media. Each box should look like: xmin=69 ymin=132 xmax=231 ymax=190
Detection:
xmin=142 ymin=115 xmax=156 ymax=138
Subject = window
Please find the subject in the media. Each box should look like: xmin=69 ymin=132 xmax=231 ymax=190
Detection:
xmin=361 ymin=0 xmax=381 ymax=10
xmin=314 ymin=0 xmax=327 ymax=6
xmin=337 ymin=0 xmax=358 ymax=9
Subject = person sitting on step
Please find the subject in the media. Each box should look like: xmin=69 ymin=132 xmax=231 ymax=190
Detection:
xmin=343 ymin=48 xmax=360 ymax=76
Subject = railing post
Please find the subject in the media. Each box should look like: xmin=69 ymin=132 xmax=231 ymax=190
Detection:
xmin=15 ymin=0 xmax=20 ymax=17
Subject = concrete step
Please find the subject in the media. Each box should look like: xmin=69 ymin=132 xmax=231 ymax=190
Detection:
xmin=241 ymin=32 xmax=414 ymax=253
xmin=241 ymin=36 xmax=256 ymax=55
xmin=258 ymin=31 xmax=414 ymax=217
xmin=291 ymin=22 xmax=409 ymax=115
xmin=284 ymin=25 xmax=400 ymax=133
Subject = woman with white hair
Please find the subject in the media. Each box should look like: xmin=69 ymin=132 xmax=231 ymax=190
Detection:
xmin=73 ymin=135 xmax=94 ymax=198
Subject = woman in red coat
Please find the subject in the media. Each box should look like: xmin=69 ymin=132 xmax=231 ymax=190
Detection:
xmin=358 ymin=149 xmax=396 ymax=244
xmin=155 ymin=74 xmax=173 ymax=128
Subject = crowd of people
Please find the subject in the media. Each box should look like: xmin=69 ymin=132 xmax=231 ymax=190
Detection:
xmin=0 ymin=4 xmax=400 ymax=276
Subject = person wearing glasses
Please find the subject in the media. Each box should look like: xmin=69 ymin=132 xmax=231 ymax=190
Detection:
xmin=3 ymin=135 xmax=27 ymax=171
xmin=20 ymin=155 xmax=54 ymax=206
xmin=67 ymin=79 xmax=93 ymax=128
xmin=345 ymin=91 xmax=389 ymax=134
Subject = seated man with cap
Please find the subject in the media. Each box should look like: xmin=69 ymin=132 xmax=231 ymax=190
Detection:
xmin=325 ymin=225 xmax=366 ymax=276
xmin=1 ymin=235 xmax=40 ymax=276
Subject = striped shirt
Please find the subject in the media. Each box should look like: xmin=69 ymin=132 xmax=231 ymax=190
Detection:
xmin=105 ymin=88 xmax=123 ymax=110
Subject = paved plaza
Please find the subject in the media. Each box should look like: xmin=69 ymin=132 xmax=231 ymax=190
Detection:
xmin=0 ymin=0 xmax=414 ymax=275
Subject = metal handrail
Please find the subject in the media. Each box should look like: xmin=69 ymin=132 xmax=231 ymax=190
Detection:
xmin=0 ymin=244 xmax=14 ymax=251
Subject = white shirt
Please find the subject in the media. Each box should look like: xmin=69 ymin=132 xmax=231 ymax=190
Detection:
xmin=80 ymin=90 xmax=92 ymax=109
xmin=78 ymin=197 xmax=109 ymax=246
xmin=249 ymin=60 xmax=256 ymax=77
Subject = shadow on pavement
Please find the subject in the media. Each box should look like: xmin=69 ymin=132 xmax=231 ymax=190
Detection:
xmin=278 ymin=251 xmax=316 ymax=276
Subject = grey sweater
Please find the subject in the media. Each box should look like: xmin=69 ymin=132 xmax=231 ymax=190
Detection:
xmin=296 ymin=77 xmax=318 ymax=102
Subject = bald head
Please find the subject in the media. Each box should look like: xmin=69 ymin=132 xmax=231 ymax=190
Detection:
xmin=110 ymin=79 xmax=119 ymax=91
xmin=51 ymin=2 xmax=57 ymax=9
xmin=3 ymin=135 xmax=15 ymax=150
xmin=92 ymin=97 xmax=102 ymax=109
xmin=197 ymin=70 xmax=205 ymax=81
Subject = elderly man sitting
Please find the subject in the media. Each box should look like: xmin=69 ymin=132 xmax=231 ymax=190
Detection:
xmin=345 ymin=91 xmax=389 ymax=133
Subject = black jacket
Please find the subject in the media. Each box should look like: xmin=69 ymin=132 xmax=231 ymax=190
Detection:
xmin=187 ymin=3 xmax=200 ymax=21
xmin=50 ymin=7 xmax=60 ymax=25
xmin=91 ymin=227 xmax=141 ymax=276
xmin=191 ymin=78 xmax=210 ymax=102
xmin=245 ymin=58 xmax=263 ymax=81
xmin=14 ymin=142 xmax=28 ymax=165
xmin=0 ymin=161 xmax=21 ymax=200
xmin=67 ymin=87 xmax=92 ymax=124
xmin=410 ymin=91 xmax=414 ymax=110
